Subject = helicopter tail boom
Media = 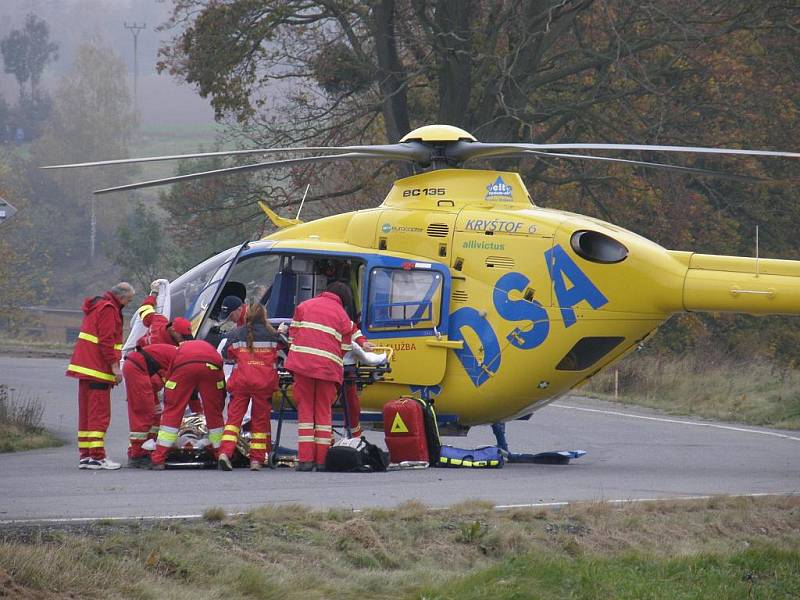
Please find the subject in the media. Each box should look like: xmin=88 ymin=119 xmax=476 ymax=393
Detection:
xmin=679 ymin=253 xmax=800 ymax=315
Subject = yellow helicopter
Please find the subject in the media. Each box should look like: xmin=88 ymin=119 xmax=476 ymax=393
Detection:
xmin=45 ymin=124 xmax=800 ymax=432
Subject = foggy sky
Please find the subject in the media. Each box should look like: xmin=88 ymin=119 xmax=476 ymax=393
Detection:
xmin=0 ymin=0 xmax=216 ymax=126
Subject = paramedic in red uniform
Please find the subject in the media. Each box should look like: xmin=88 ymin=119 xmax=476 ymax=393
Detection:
xmin=135 ymin=281 xmax=193 ymax=347
xmin=122 ymin=343 xmax=178 ymax=468
xmin=344 ymin=318 xmax=374 ymax=439
xmin=66 ymin=282 xmax=135 ymax=470
xmin=217 ymin=304 xmax=283 ymax=472
xmin=149 ymin=339 xmax=227 ymax=470
xmin=218 ymin=295 xmax=247 ymax=327
xmin=284 ymin=282 xmax=354 ymax=471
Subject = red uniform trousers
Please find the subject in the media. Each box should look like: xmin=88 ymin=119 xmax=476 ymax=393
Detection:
xmin=151 ymin=363 xmax=226 ymax=465
xmin=77 ymin=379 xmax=112 ymax=459
xmin=122 ymin=357 xmax=162 ymax=459
xmin=294 ymin=373 xmax=338 ymax=465
xmin=344 ymin=383 xmax=362 ymax=438
xmin=219 ymin=386 xmax=275 ymax=464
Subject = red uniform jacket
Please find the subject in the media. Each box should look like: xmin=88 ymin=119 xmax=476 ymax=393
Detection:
xmin=135 ymin=295 xmax=174 ymax=347
xmin=285 ymin=292 xmax=353 ymax=383
xmin=170 ymin=339 xmax=223 ymax=372
xmin=348 ymin=322 xmax=367 ymax=347
xmin=127 ymin=343 xmax=178 ymax=380
xmin=221 ymin=321 xmax=282 ymax=394
xmin=66 ymin=292 xmax=124 ymax=383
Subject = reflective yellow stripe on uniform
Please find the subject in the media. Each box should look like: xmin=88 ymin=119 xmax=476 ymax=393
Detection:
xmin=206 ymin=363 xmax=219 ymax=370
xmin=292 ymin=321 xmax=342 ymax=341
xmin=221 ymin=424 xmax=239 ymax=443
xmin=216 ymin=380 xmax=225 ymax=389
xmin=67 ymin=364 xmax=116 ymax=382
xmin=79 ymin=430 xmax=105 ymax=437
xmin=164 ymin=380 xmax=177 ymax=389
xmin=138 ymin=305 xmax=155 ymax=318
xmin=156 ymin=426 xmax=179 ymax=446
xmin=297 ymin=436 xmax=315 ymax=443
xmin=252 ymin=432 xmax=269 ymax=440
xmin=250 ymin=442 xmax=267 ymax=450
xmin=290 ymin=345 xmax=343 ymax=366
xmin=78 ymin=331 xmax=122 ymax=351
xmin=129 ymin=432 xmax=149 ymax=440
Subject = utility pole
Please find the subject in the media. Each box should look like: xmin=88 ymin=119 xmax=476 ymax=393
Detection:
xmin=124 ymin=22 xmax=146 ymax=114
xmin=90 ymin=195 xmax=96 ymax=264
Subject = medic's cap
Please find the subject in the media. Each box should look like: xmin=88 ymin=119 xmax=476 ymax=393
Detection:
xmin=219 ymin=295 xmax=243 ymax=319
xmin=170 ymin=317 xmax=192 ymax=336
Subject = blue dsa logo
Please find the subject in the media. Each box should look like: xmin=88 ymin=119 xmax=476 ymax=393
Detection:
xmin=486 ymin=176 xmax=513 ymax=199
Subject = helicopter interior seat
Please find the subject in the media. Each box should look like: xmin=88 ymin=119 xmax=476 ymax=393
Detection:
xmin=266 ymin=270 xmax=298 ymax=319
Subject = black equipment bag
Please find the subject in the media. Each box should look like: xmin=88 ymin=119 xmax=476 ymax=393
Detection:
xmin=325 ymin=437 xmax=388 ymax=473
xmin=413 ymin=397 xmax=441 ymax=465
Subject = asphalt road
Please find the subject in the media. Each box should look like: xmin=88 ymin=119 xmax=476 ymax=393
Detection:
xmin=0 ymin=356 xmax=798 ymax=522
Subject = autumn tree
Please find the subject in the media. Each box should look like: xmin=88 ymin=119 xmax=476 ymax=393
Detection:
xmin=32 ymin=38 xmax=137 ymax=265
xmin=0 ymin=154 xmax=51 ymax=330
xmin=157 ymin=0 xmax=800 ymax=359
xmin=0 ymin=13 xmax=58 ymax=101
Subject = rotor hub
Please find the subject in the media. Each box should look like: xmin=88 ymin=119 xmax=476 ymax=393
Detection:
xmin=400 ymin=124 xmax=477 ymax=144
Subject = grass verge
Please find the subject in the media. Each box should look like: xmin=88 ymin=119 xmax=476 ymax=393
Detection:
xmin=0 ymin=338 xmax=72 ymax=358
xmin=0 ymin=496 xmax=797 ymax=599
xmin=0 ymin=385 xmax=63 ymax=452
xmin=584 ymin=352 xmax=800 ymax=429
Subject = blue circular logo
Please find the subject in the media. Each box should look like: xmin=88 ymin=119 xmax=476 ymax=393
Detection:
xmin=381 ymin=223 xmax=392 ymax=233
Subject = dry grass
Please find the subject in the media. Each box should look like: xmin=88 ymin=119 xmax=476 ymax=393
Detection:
xmin=585 ymin=352 xmax=800 ymax=429
xmin=0 ymin=495 xmax=797 ymax=599
xmin=0 ymin=385 xmax=62 ymax=452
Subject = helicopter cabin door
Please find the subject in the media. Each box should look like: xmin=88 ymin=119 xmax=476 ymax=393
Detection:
xmin=364 ymin=256 xmax=453 ymax=386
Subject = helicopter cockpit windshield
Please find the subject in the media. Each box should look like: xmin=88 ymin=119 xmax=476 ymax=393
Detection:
xmin=168 ymin=246 xmax=239 ymax=328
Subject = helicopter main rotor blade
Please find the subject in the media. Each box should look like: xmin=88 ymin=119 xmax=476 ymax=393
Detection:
xmin=44 ymin=142 xmax=430 ymax=170
xmin=511 ymin=150 xmax=766 ymax=183
xmin=449 ymin=141 xmax=800 ymax=163
xmin=93 ymin=152 xmax=409 ymax=195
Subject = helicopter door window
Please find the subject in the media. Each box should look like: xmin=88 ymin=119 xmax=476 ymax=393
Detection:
xmin=367 ymin=267 xmax=442 ymax=331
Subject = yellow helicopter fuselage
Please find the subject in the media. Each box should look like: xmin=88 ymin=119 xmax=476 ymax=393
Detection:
xmin=261 ymin=168 xmax=800 ymax=425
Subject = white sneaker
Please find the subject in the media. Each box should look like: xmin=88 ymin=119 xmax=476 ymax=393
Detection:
xmin=83 ymin=457 xmax=121 ymax=470
xmin=78 ymin=458 xmax=91 ymax=469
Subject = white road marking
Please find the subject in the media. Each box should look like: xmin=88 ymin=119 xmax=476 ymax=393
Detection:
xmin=494 ymin=492 xmax=799 ymax=511
xmin=2 ymin=493 xmax=796 ymax=525
xmin=552 ymin=403 xmax=800 ymax=442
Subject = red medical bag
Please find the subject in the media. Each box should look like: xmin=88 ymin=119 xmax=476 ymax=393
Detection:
xmin=383 ymin=397 xmax=428 ymax=463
